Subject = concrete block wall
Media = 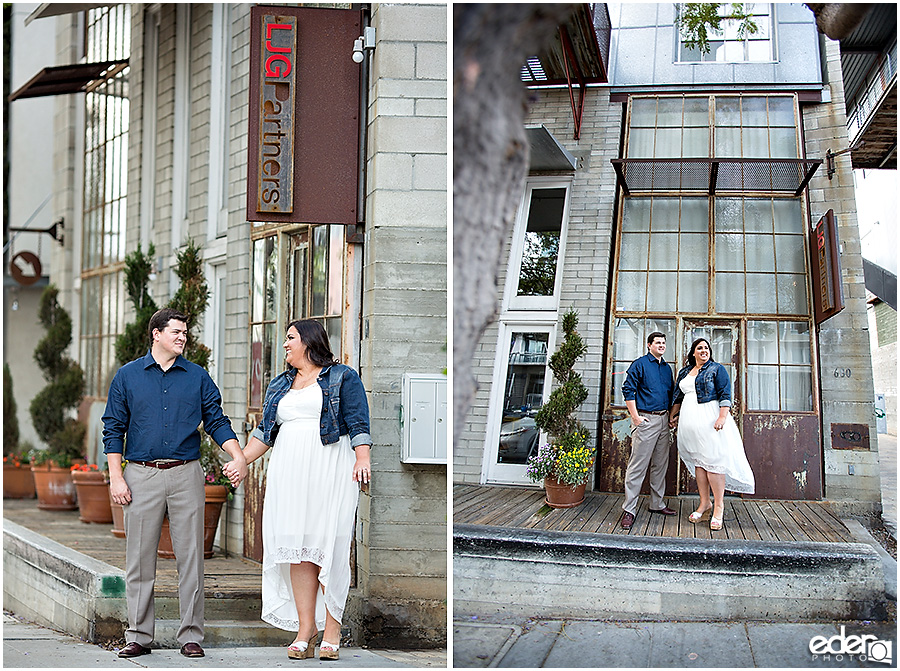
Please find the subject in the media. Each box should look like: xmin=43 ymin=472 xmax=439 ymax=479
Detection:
xmin=802 ymin=38 xmax=881 ymax=512
xmin=453 ymin=86 xmax=620 ymax=486
xmin=354 ymin=3 xmax=447 ymax=647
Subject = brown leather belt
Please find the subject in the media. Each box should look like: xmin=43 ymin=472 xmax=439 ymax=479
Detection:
xmin=130 ymin=459 xmax=193 ymax=470
xmin=638 ymin=409 xmax=668 ymax=415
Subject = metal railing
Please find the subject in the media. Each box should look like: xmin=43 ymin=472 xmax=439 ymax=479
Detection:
xmin=847 ymin=40 xmax=897 ymax=145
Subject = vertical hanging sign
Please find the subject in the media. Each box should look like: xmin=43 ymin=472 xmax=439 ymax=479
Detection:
xmin=809 ymin=209 xmax=845 ymax=324
xmin=256 ymin=14 xmax=297 ymax=213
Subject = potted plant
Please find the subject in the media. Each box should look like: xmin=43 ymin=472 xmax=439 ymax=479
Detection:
xmin=114 ymin=243 xmax=158 ymax=366
xmin=525 ymin=308 xmax=595 ymax=508
xmin=71 ymin=463 xmax=113 ymax=524
xmin=158 ymin=435 xmax=235 ymax=559
xmin=4 ymin=364 xmax=35 ymax=499
xmin=28 ymin=286 xmax=86 ymax=510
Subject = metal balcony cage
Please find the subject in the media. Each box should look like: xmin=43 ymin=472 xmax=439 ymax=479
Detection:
xmin=610 ymin=158 xmax=822 ymax=197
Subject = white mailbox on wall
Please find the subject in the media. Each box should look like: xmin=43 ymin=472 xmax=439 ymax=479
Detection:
xmin=401 ymin=373 xmax=447 ymax=464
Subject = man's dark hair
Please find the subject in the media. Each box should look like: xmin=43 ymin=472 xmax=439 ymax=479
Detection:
xmin=647 ymin=331 xmax=666 ymax=346
xmin=287 ymin=319 xmax=339 ymax=368
xmin=148 ymin=308 xmax=189 ymax=343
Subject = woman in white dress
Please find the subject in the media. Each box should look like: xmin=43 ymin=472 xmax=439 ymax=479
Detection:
xmin=668 ymin=338 xmax=754 ymax=531
xmin=228 ymin=320 xmax=371 ymax=660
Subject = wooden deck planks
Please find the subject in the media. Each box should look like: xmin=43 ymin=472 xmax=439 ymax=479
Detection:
xmin=454 ymin=485 xmax=852 ymax=543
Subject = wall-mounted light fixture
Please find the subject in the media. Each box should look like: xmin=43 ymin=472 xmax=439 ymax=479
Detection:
xmin=825 ymin=140 xmax=865 ymax=179
xmin=352 ymin=26 xmax=376 ymax=63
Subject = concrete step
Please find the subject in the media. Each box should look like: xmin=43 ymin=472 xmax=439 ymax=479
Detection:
xmin=454 ymin=523 xmax=889 ymax=622
xmin=154 ymin=620 xmax=292 ymax=647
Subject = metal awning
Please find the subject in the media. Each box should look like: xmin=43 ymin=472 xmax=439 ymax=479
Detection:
xmin=527 ymin=126 xmax=577 ymax=172
xmin=8 ymin=60 xmax=128 ymax=102
xmin=24 ymin=3 xmax=114 ymax=26
xmin=610 ymin=158 xmax=822 ymax=197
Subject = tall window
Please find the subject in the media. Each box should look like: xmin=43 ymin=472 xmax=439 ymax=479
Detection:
xmin=505 ymin=180 xmax=571 ymax=310
xmin=81 ymin=5 xmax=130 ymax=397
xmin=678 ymin=3 xmax=774 ymax=63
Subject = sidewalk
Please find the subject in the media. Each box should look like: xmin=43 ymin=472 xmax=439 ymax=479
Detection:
xmin=453 ymin=618 xmax=898 ymax=668
xmin=879 ymin=433 xmax=897 ymax=539
xmin=3 ymin=613 xmax=446 ymax=669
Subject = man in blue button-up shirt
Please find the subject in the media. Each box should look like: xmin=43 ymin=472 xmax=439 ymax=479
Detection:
xmin=103 ymin=308 xmax=247 ymax=659
xmin=620 ymin=331 xmax=676 ymax=529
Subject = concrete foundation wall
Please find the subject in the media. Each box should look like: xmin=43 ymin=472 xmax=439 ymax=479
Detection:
xmin=3 ymin=520 xmax=126 ymax=643
xmin=454 ymin=525 xmax=888 ymax=623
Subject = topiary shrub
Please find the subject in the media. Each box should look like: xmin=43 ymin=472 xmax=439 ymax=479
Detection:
xmin=115 ymin=243 xmax=158 ymax=365
xmin=28 ymin=285 xmax=86 ymax=467
xmin=167 ymin=239 xmax=211 ymax=370
xmin=4 ymin=363 xmax=19 ymax=455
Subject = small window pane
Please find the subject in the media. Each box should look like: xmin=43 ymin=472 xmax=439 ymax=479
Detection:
xmin=650 ymin=233 xmax=678 ymax=270
xmin=777 ymin=274 xmax=808 ymax=314
xmin=651 ymin=198 xmax=680 ymax=231
xmin=716 ymin=272 xmax=745 ymax=312
xmin=748 ymin=365 xmax=780 ymax=410
xmin=743 ymin=199 xmax=773 ymax=233
xmin=773 ymin=199 xmax=803 ymax=233
xmin=619 ymin=233 xmax=649 ymax=270
xmin=716 ymin=98 xmax=742 ymax=126
xmin=775 ymin=235 xmax=806 ymax=273
xmin=716 ymin=233 xmax=744 ymax=271
xmin=630 ymin=98 xmax=657 ymax=127
xmin=715 ymin=127 xmax=741 ymax=157
xmin=629 ymin=128 xmax=655 ymax=157
xmin=656 ymin=98 xmax=683 ymax=126
xmin=679 ymin=233 xmax=709 ymax=270
xmin=746 ymin=273 xmax=777 ymax=312
xmin=683 ymin=97 xmax=709 ymax=126
xmin=312 ymin=225 xmax=329 ymax=315
xmin=768 ymin=97 xmax=795 ymax=126
xmin=779 ymin=322 xmax=811 ymax=364
xmin=612 ymin=361 xmax=630 ymax=406
xmin=678 ymin=272 xmax=709 ymax=312
xmin=647 ymin=271 xmax=677 ymax=311
xmin=648 ymin=318 xmax=676 ymax=341
xmin=742 ymin=97 xmax=768 ymax=126
xmin=744 ymin=234 xmax=775 ymax=272
xmin=682 ymin=127 xmax=709 ymax=157
xmin=613 ymin=318 xmax=644 ymax=361
xmin=655 ymin=128 xmax=682 ymax=157
xmin=617 ymin=271 xmax=647 ymax=311
xmin=715 ymin=198 xmax=743 ymax=232
xmin=680 ymin=198 xmax=709 ymax=231
xmin=623 ymin=198 xmax=651 ymax=231
xmin=769 ymin=127 xmax=797 ymax=157
xmin=747 ymin=40 xmax=772 ymax=61
xmin=747 ymin=321 xmax=778 ymax=363
xmin=743 ymin=126 xmax=769 ymax=157
xmin=781 ymin=366 xmax=813 ymax=411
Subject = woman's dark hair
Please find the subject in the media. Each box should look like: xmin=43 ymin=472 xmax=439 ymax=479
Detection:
xmin=148 ymin=308 xmax=189 ymax=342
xmin=287 ymin=319 xmax=338 ymax=367
xmin=685 ymin=338 xmax=714 ymax=368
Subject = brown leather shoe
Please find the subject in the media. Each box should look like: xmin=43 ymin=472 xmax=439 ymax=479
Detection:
xmin=181 ymin=642 xmax=205 ymax=658
xmin=649 ymin=506 xmax=677 ymax=515
xmin=118 ymin=642 xmax=151 ymax=658
xmin=620 ymin=511 xmax=635 ymax=529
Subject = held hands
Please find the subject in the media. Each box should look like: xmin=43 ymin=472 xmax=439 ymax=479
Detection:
xmin=222 ymin=456 xmax=249 ymax=488
xmin=713 ymin=418 xmax=726 ymax=431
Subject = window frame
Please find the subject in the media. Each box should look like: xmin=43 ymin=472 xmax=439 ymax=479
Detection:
xmin=675 ymin=3 xmax=776 ymax=64
xmin=502 ymin=177 xmax=573 ymax=312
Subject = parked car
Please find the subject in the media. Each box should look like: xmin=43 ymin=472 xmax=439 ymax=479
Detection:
xmin=499 ymin=414 xmax=539 ymax=463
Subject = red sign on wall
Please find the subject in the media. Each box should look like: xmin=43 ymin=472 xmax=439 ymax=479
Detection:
xmin=809 ymin=209 xmax=845 ymax=324
xmin=247 ymin=6 xmax=361 ymax=225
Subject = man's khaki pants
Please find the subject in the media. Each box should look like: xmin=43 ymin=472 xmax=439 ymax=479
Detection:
xmin=622 ymin=413 xmax=671 ymax=515
xmin=123 ymin=460 xmax=205 ymax=646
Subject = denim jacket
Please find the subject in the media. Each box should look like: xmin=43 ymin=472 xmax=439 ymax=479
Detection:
xmin=673 ymin=361 xmax=732 ymax=408
xmin=251 ymin=363 xmax=372 ymax=449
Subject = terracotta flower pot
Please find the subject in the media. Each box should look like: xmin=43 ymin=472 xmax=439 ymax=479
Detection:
xmin=32 ymin=463 xmax=77 ymax=510
xmin=543 ymin=475 xmax=586 ymax=508
xmin=158 ymin=484 xmax=229 ymax=559
xmin=71 ymin=470 xmax=113 ymax=523
xmin=108 ymin=485 xmax=126 ymax=538
xmin=4 ymin=463 xmax=36 ymax=499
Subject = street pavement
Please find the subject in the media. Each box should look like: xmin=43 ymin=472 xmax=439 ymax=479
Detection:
xmin=3 ymin=613 xmax=446 ymax=669
xmin=453 ymin=618 xmax=898 ymax=668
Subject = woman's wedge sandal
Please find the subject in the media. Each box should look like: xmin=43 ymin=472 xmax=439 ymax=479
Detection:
xmin=319 ymin=641 xmax=340 ymax=660
xmin=287 ymin=633 xmax=317 ymax=660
